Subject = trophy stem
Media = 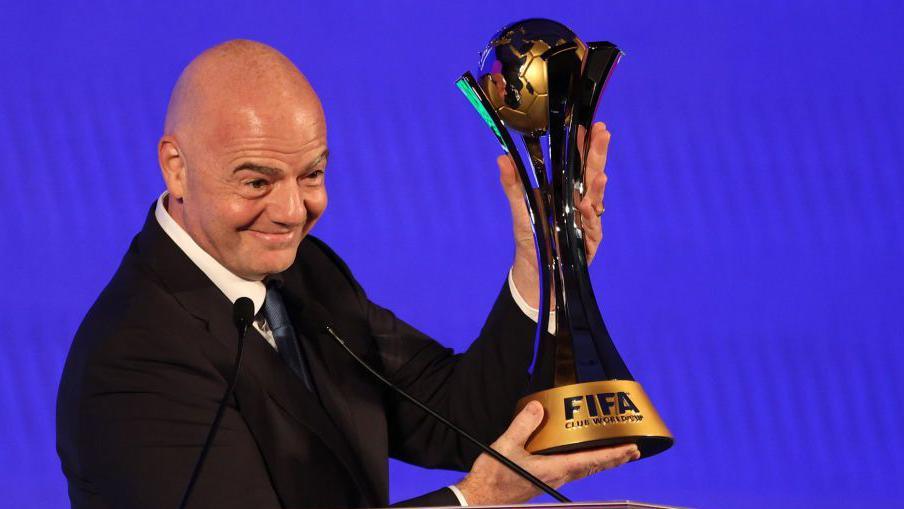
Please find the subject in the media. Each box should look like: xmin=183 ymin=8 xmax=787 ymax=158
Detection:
xmin=522 ymin=134 xmax=578 ymax=388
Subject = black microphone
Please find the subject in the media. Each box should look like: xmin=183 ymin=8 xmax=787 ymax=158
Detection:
xmin=178 ymin=297 xmax=254 ymax=509
xmin=323 ymin=325 xmax=571 ymax=503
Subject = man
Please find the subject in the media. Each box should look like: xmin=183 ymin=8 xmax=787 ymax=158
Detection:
xmin=56 ymin=40 xmax=638 ymax=508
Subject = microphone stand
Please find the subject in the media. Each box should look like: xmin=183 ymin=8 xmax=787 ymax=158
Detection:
xmin=178 ymin=297 xmax=254 ymax=509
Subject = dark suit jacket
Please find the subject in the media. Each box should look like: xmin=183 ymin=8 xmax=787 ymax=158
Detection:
xmin=57 ymin=206 xmax=538 ymax=508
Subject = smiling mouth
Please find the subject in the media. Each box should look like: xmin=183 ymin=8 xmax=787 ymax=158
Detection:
xmin=246 ymin=229 xmax=298 ymax=245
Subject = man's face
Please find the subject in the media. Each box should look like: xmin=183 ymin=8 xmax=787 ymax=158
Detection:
xmin=170 ymin=104 xmax=328 ymax=280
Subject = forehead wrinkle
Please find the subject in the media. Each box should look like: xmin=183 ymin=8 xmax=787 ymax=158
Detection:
xmin=222 ymin=147 xmax=328 ymax=178
xmin=221 ymin=136 xmax=326 ymax=159
xmin=223 ymin=147 xmax=329 ymax=180
xmin=208 ymin=109 xmax=321 ymax=145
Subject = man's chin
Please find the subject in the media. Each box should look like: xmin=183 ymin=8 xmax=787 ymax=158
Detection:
xmin=255 ymin=252 xmax=298 ymax=277
xmin=228 ymin=250 xmax=298 ymax=280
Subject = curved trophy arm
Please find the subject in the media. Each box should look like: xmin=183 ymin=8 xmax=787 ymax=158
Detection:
xmin=456 ymin=72 xmax=555 ymax=378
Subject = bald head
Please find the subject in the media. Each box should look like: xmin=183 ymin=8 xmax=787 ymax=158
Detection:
xmin=164 ymin=39 xmax=323 ymax=139
xmin=158 ymin=40 xmax=330 ymax=280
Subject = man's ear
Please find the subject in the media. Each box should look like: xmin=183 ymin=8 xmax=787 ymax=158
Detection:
xmin=158 ymin=135 xmax=188 ymax=200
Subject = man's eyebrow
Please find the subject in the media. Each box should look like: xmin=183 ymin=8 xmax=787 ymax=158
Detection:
xmin=308 ymin=149 xmax=329 ymax=169
xmin=232 ymin=163 xmax=283 ymax=177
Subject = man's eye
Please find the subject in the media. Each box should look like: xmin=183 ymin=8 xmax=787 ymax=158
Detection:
xmin=247 ymin=179 xmax=269 ymax=189
xmin=303 ymin=170 xmax=325 ymax=184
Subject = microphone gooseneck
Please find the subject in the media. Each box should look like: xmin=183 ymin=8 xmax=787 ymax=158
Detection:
xmin=323 ymin=325 xmax=571 ymax=503
xmin=178 ymin=297 xmax=254 ymax=509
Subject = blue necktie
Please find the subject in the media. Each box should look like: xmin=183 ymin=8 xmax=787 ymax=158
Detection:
xmin=262 ymin=284 xmax=314 ymax=391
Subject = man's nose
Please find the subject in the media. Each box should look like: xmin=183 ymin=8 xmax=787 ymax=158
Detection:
xmin=267 ymin=183 xmax=306 ymax=227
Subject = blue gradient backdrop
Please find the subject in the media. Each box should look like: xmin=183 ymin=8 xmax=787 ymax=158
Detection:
xmin=1 ymin=1 xmax=902 ymax=508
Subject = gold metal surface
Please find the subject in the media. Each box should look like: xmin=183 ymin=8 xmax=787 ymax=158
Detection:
xmin=478 ymin=32 xmax=586 ymax=134
xmin=516 ymin=380 xmax=673 ymax=458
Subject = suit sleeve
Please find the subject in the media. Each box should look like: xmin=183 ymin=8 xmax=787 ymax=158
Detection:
xmin=368 ymin=280 xmax=539 ymax=471
xmin=69 ymin=323 xmax=282 ymax=509
xmin=306 ymin=234 xmax=539 ymax=472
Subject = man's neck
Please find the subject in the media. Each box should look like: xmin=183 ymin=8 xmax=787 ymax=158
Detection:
xmin=155 ymin=192 xmax=268 ymax=313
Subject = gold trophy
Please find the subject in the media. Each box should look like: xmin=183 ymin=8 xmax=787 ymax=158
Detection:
xmin=456 ymin=19 xmax=673 ymax=458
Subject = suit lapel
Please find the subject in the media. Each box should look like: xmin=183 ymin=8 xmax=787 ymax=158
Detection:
xmin=279 ymin=268 xmax=388 ymax=503
xmin=238 ymin=326 xmax=377 ymax=505
xmin=135 ymin=209 xmax=378 ymax=506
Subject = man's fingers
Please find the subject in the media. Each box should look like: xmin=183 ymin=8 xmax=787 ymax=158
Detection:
xmin=577 ymin=174 xmax=604 ymax=265
xmin=577 ymin=198 xmax=602 ymax=244
xmin=497 ymin=154 xmax=523 ymax=206
xmin=580 ymin=170 xmax=607 ymax=222
xmin=496 ymin=401 xmax=544 ymax=450
xmin=585 ymin=166 xmax=607 ymax=211
xmin=578 ymin=123 xmax=609 ymax=266
xmin=586 ymin=121 xmax=611 ymax=172
xmin=576 ymin=125 xmax=588 ymax=164
xmin=560 ymin=443 xmax=639 ymax=481
xmin=583 ymin=122 xmax=610 ymax=207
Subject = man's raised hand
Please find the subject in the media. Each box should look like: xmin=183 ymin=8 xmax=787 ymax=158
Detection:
xmin=501 ymin=121 xmax=611 ymax=309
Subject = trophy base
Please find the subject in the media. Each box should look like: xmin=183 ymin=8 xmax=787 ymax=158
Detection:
xmin=515 ymin=380 xmax=673 ymax=458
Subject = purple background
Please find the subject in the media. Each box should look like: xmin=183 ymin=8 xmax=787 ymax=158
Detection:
xmin=1 ymin=1 xmax=902 ymax=508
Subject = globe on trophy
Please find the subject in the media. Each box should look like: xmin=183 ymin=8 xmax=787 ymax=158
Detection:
xmin=456 ymin=18 xmax=673 ymax=458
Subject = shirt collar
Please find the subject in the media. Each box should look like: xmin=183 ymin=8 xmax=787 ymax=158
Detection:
xmin=154 ymin=191 xmax=266 ymax=315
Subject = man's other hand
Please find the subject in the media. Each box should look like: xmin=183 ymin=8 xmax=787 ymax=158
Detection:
xmin=455 ymin=400 xmax=640 ymax=505
xmin=502 ymin=121 xmax=611 ymax=310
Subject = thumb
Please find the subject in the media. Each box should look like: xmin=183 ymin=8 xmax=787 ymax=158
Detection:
xmin=497 ymin=154 xmax=525 ymax=208
xmin=497 ymin=401 xmax=544 ymax=450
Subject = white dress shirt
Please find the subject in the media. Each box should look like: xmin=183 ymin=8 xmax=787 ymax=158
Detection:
xmin=155 ymin=193 xmax=278 ymax=348
xmin=507 ymin=268 xmax=557 ymax=335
